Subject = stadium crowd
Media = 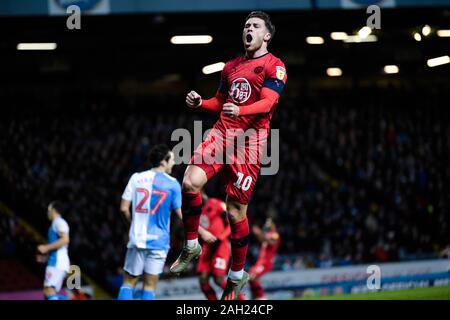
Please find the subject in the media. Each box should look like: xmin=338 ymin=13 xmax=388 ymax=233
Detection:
xmin=1 ymin=86 xmax=449 ymax=292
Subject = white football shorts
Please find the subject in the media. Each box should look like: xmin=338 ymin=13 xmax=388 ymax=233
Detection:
xmin=123 ymin=248 xmax=168 ymax=276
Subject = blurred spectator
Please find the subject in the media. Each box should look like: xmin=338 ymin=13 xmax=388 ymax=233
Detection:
xmin=281 ymin=259 xmax=293 ymax=272
xmin=293 ymin=257 xmax=306 ymax=270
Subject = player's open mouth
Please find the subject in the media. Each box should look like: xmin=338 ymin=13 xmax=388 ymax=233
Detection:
xmin=246 ymin=34 xmax=253 ymax=43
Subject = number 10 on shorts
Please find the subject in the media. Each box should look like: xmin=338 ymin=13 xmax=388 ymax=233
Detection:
xmin=234 ymin=172 xmax=252 ymax=191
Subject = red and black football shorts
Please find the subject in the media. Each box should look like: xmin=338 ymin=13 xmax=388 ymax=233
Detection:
xmin=189 ymin=128 xmax=266 ymax=204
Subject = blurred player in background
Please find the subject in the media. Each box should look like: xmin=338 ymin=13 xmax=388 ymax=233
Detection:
xmin=170 ymin=11 xmax=287 ymax=300
xmin=197 ymin=191 xmax=245 ymax=300
xmin=118 ymin=144 xmax=215 ymax=300
xmin=440 ymin=244 xmax=450 ymax=259
xmin=37 ymin=201 xmax=70 ymax=300
xmin=248 ymin=217 xmax=280 ymax=300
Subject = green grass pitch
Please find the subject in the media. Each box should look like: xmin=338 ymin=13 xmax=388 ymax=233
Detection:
xmin=295 ymin=285 xmax=450 ymax=300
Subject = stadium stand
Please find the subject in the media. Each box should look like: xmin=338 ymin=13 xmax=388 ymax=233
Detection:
xmin=1 ymin=84 xmax=449 ymax=294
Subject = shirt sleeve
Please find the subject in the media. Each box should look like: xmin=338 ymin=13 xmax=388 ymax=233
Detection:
xmin=171 ymin=181 xmax=182 ymax=210
xmin=263 ymin=58 xmax=287 ymax=95
xmin=55 ymin=219 xmax=69 ymax=235
xmin=121 ymin=174 xmax=135 ymax=201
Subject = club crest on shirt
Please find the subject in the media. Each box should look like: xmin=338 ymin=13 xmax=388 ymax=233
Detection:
xmin=254 ymin=66 xmax=264 ymax=74
xmin=230 ymin=78 xmax=252 ymax=104
xmin=276 ymin=66 xmax=286 ymax=80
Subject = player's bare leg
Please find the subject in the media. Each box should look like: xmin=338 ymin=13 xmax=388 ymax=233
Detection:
xmin=118 ymin=271 xmax=139 ymax=300
xmin=141 ymin=273 xmax=158 ymax=300
xmin=170 ymin=165 xmax=207 ymax=274
xmin=221 ymin=199 xmax=250 ymax=300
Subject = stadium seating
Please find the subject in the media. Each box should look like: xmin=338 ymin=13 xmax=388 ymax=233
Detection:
xmin=1 ymin=86 xmax=449 ymax=292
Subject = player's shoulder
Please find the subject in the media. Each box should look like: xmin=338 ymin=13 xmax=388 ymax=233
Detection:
xmin=160 ymin=172 xmax=177 ymax=182
xmin=161 ymin=172 xmax=181 ymax=189
xmin=54 ymin=217 xmax=69 ymax=229
xmin=266 ymin=53 xmax=285 ymax=67
xmin=53 ymin=216 xmax=66 ymax=224
xmin=134 ymin=169 xmax=157 ymax=180
xmin=127 ymin=171 xmax=140 ymax=181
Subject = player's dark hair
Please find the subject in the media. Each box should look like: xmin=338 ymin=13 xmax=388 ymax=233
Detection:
xmin=245 ymin=11 xmax=276 ymax=43
xmin=148 ymin=144 xmax=171 ymax=168
xmin=49 ymin=201 xmax=64 ymax=215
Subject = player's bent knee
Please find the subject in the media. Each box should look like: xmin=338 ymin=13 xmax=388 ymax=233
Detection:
xmin=182 ymin=166 xmax=207 ymax=192
xmin=182 ymin=179 xmax=197 ymax=193
xmin=182 ymin=174 xmax=205 ymax=193
xmin=123 ymin=271 xmax=139 ymax=287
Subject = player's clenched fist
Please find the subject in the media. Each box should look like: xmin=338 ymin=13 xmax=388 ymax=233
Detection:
xmin=186 ymin=90 xmax=202 ymax=108
xmin=222 ymin=103 xmax=240 ymax=117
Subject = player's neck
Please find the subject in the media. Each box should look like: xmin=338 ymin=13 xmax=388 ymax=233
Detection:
xmin=151 ymin=167 xmax=165 ymax=173
xmin=245 ymin=48 xmax=269 ymax=59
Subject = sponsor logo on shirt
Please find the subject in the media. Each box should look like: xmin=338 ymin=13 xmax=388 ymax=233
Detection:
xmin=230 ymin=78 xmax=251 ymax=104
